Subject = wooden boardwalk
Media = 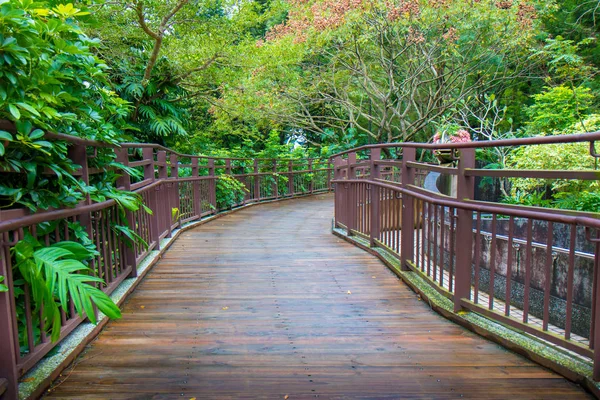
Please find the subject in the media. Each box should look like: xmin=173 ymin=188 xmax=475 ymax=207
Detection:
xmin=45 ymin=194 xmax=589 ymax=399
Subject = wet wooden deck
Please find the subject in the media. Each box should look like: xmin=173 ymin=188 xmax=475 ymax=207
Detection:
xmin=45 ymin=194 xmax=589 ymax=399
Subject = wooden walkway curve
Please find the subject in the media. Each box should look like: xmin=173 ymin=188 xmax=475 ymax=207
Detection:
xmin=45 ymin=194 xmax=589 ymax=399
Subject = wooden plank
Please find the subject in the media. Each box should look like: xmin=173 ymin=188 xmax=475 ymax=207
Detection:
xmin=45 ymin=194 xmax=589 ymax=399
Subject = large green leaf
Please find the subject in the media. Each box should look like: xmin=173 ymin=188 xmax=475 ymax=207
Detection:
xmin=13 ymin=234 xmax=121 ymax=341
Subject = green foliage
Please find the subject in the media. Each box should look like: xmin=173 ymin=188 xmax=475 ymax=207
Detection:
xmin=216 ymin=174 xmax=249 ymax=209
xmin=0 ymin=275 xmax=8 ymax=292
xmin=0 ymin=0 xmax=134 ymax=212
xmin=109 ymin=48 xmax=190 ymax=144
xmin=507 ymin=114 xmax=600 ymax=211
xmin=525 ymin=85 xmax=595 ymax=133
xmin=12 ymin=232 xmax=121 ymax=342
xmin=0 ymin=0 xmax=130 ymax=141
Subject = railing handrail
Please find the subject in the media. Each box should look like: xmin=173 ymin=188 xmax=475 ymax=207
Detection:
xmin=334 ymin=179 xmax=600 ymax=229
xmin=44 ymin=132 xmax=326 ymax=162
xmin=329 ymin=130 xmax=600 ymax=158
xmin=0 ymin=120 xmax=327 ymax=162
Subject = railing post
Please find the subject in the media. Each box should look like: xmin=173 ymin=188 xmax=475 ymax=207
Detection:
xmin=400 ymin=147 xmax=416 ymax=271
xmin=115 ymin=148 xmax=138 ymax=278
xmin=0 ymin=240 xmax=18 ymax=400
xmin=254 ymin=159 xmax=260 ymax=202
xmin=69 ymin=144 xmax=91 ymax=206
xmin=346 ymin=152 xmax=357 ymax=236
xmin=225 ymin=159 xmax=232 ymax=175
xmin=208 ymin=158 xmax=217 ymax=214
xmin=273 ymin=160 xmax=278 ymax=199
xmin=288 ymin=161 xmax=294 ymax=196
xmin=327 ymin=159 xmax=332 ymax=191
xmin=347 ymin=152 xmax=357 ymax=179
xmin=333 ymin=156 xmax=344 ymax=228
xmin=170 ymin=154 xmax=180 ymax=229
xmin=333 ymin=157 xmax=342 ymax=180
xmin=157 ymin=151 xmax=170 ymax=238
xmin=369 ymin=149 xmax=381 ymax=247
xmin=142 ymin=148 xmax=154 ymax=182
xmin=308 ymin=160 xmax=314 ymax=194
xmin=453 ymin=148 xmax=476 ymax=312
xmin=192 ymin=158 xmax=201 ymax=218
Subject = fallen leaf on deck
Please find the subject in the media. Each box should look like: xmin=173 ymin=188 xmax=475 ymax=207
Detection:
xmin=372 ymin=276 xmax=376 ymax=279
xmin=140 ymin=305 xmax=145 ymax=309
xmin=284 ymin=395 xmax=289 ymax=399
xmin=222 ymin=306 xmax=229 ymax=310
xmin=347 ymin=290 xmax=352 ymax=294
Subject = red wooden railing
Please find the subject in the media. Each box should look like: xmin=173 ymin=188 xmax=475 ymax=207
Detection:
xmin=332 ymin=131 xmax=600 ymax=381
xmin=0 ymin=132 xmax=332 ymax=399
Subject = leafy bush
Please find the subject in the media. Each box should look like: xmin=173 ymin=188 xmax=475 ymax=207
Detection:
xmin=525 ymin=85 xmax=594 ymax=134
xmin=216 ymin=174 xmax=249 ymax=209
xmin=0 ymin=1 xmax=148 ymax=342
xmin=506 ymin=114 xmax=600 ymax=211
xmin=0 ymin=0 xmax=132 ymax=212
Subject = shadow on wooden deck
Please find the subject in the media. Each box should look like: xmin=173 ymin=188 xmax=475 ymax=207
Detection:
xmin=45 ymin=194 xmax=589 ymax=399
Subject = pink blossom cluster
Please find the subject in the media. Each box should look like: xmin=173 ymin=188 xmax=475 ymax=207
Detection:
xmin=387 ymin=0 xmax=421 ymax=22
xmin=433 ymin=129 xmax=471 ymax=143
xmin=517 ymin=3 xmax=537 ymax=27
xmin=407 ymin=27 xmax=425 ymax=44
xmin=265 ymin=0 xmax=364 ymax=43
xmin=495 ymin=0 xmax=513 ymax=9
xmin=442 ymin=27 xmax=458 ymax=42
xmin=428 ymin=0 xmax=450 ymax=9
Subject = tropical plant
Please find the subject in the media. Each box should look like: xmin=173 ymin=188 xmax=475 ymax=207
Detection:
xmin=12 ymin=232 xmax=122 ymax=342
xmin=109 ymin=48 xmax=190 ymax=144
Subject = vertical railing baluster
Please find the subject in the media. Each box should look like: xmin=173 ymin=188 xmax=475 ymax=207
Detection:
xmin=593 ymin=230 xmax=600 ymax=380
xmin=288 ymin=160 xmax=294 ymax=197
xmin=440 ymin=206 xmax=446 ymax=287
xmin=543 ymin=221 xmax=554 ymax=331
xmin=523 ymin=219 xmax=533 ymax=323
xmin=565 ymin=224 xmax=576 ymax=340
xmin=273 ymin=160 xmax=278 ymax=199
xmin=489 ymin=215 xmax=497 ymax=310
xmin=254 ymin=159 xmax=260 ymax=202
xmin=505 ymin=216 xmax=515 ymax=316
xmin=208 ymin=158 xmax=216 ymax=214
xmin=308 ymin=159 xmax=314 ymax=194
xmin=473 ymin=212 xmax=481 ymax=304
xmin=427 ymin=202 xmax=433 ymax=278
xmin=0 ymin=233 xmax=18 ymax=399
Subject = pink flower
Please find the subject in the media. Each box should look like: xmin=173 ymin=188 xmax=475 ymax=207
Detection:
xmin=450 ymin=129 xmax=471 ymax=143
xmin=432 ymin=129 xmax=471 ymax=144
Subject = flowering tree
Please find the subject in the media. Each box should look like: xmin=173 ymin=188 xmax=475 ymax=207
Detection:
xmin=243 ymin=0 xmax=549 ymax=144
